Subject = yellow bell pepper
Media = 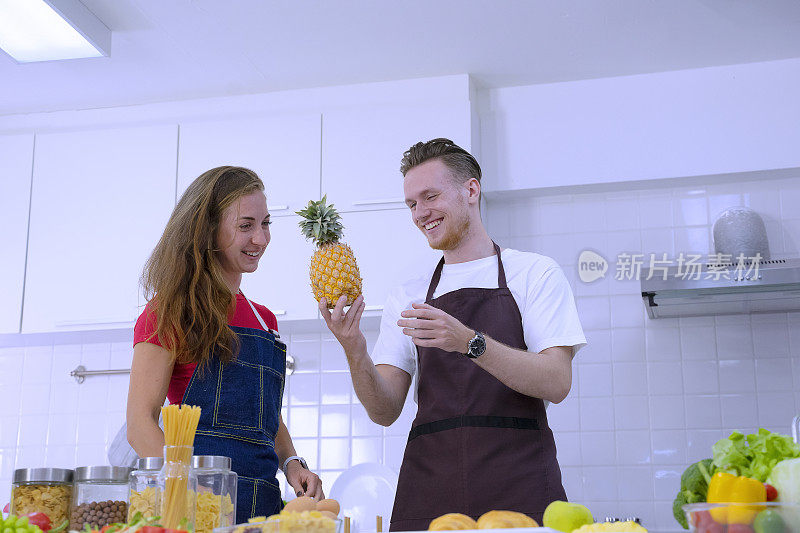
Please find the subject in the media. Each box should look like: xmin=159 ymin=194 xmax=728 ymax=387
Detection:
xmin=706 ymin=472 xmax=766 ymax=524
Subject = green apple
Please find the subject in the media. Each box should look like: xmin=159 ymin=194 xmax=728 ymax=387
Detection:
xmin=543 ymin=501 xmax=594 ymax=533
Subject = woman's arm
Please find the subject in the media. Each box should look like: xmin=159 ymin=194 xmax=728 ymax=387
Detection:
xmin=275 ymin=416 xmax=324 ymax=500
xmin=126 ymin=342 xmax=174 ymax=457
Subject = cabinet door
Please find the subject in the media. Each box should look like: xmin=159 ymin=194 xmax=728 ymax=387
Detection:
xmin=177 ymin=114 xmax=321 ymax=216
xmin=23 ymin=125 xmax=178 ymax=333
xmin=340 ymin=209 xmax=441 ymax=314
xmin=0 ymin=134 xmax=34 ymax=334
xmin=240 ymin=215 xmax=318 ymax=321
xmin=322 ymin=102 xmax=472 ymax=212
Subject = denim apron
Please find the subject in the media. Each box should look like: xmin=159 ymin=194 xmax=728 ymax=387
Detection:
xmin=390 ymin=243 xmax=566 ymax=531
xmin=181 ymin=293 xmax=286 ymax=524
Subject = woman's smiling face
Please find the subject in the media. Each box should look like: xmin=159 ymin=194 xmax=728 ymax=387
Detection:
xmin=216 ymin=190 xmax=271 ymax=286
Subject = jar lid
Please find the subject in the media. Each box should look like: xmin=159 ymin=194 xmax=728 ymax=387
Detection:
xmin=14 ymin=468 xmax=74 ymax=484
xmin=191 ymin=455 xmax=231 ymax=470
xmin=74 ymin=466 xmax=132 ymax=482
xmin=135 ymin=457 xmax=164 ymax=471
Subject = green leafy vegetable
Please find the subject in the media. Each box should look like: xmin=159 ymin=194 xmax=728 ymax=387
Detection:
xmin=48 ymin=520 xmax=68 ymax=533
xmin=672 ymin=458 xmax=715 ymax=529
xmin=712 ymin=429 xmax=800 ymax=482
xmin=672 ymin=491 xmax=691 ymax=529
xmin=682 ymin=458 xmax=714 ymax=495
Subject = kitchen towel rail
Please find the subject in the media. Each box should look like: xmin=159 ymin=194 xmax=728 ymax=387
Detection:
xmin=70 ymin=365 xmax=129 ymax=384
xmin=70 ymin=354 xmax=296 ymax=384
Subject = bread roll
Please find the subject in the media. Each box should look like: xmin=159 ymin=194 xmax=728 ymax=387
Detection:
xmin=477 ymin=510 xmax=539 ymax=529
xmin=428 ymin=513 xmax=478 ymax=530
xmin=284 ymin=495 xmax=317 ymax=513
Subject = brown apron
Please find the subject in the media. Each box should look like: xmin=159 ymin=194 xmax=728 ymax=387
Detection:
xmin=390 ymin=243 xmax=567 ymax=531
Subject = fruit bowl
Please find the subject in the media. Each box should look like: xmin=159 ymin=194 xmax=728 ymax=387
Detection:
xmin=682 ymin=502 xmax=800 ymax=533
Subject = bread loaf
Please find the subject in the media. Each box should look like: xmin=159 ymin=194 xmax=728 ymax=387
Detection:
xmin=428 ymin=513 xmax=478 ymax=530
xmin=477 ymin=510 xmax=538 ymax=529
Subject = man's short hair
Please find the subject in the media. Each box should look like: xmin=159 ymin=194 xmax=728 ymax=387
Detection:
xmin=400 ymin=138 xmax=482 ymax=185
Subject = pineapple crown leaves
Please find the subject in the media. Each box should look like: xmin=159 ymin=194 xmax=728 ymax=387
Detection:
xmin=296 ymin=195 xmax=344 ymax=246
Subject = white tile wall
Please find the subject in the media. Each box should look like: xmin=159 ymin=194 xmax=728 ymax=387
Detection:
xmin=1 ymin=174 xmax=798 ymax=533
xmin=0 ymin=329 xmax=417 ymax=510
xmin=485 ymin=173 xmax=800 ymax=532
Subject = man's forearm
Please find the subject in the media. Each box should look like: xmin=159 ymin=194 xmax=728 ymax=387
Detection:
xmin=345 ymin=346 xmax=405 ymax=426
xmin=473 ymin=337 xmax=572 ymax=403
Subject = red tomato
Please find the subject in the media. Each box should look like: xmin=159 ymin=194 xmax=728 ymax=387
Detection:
xmin=693 ymin=510 xmax=713 ymax=527
xmin=697 ymin=520 xmax=725 ymax=533
xmin=25 ymin=512 xmax=52 ymax=531
xmin=139 ymin=527 xmax=165 ymax=533
xmin=727 ymin=525 xmax=755 ymax=533
xmin=764 ymin=483 xmax=778 ymax=501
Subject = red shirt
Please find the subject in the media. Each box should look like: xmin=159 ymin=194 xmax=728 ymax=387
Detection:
xmin=133 ymin=293 xmax=278 ymax=405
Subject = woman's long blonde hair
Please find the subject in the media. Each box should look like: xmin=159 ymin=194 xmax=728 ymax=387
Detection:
xmin=141 ymin=166 xmax=264 ymax=368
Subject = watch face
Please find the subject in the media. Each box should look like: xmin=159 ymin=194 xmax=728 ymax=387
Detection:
xmin=469 ymin=335 xmax=486 ymax=357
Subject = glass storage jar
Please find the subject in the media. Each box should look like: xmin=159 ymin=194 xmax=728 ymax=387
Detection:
xmin=11 ymin=468 xmax=73 ymax=528
xmin=158 ymin=445 xmax=197 ymax=532
xmin=70 ymin=466 xmax=132 ymax=530
xmin=192 ymin=456 xmax=237 ymax=533
xmin=128 ymin=457 xmax=164 ymax=520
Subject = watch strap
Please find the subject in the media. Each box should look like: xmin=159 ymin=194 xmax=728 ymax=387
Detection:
xmin=281 ymin=455 xmax=308 ymax=473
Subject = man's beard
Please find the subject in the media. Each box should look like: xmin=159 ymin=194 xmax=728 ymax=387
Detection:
xmin=429 ymin=212 xmax=470 ymax=251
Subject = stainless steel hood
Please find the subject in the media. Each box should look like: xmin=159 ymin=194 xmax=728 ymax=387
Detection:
xmin=640 ymin=257 xmax=800 ymax=319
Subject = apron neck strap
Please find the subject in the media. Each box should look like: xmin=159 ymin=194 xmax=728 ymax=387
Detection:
xmin=426 ymin=257 xmax=446 ymax=302
xmin=425 ymin=242 xmax=507 ymax=302
xmin=239 ymin=290 xmax=272 ymax=332
xmin=493 ymin=241 xmax=508 ymax=288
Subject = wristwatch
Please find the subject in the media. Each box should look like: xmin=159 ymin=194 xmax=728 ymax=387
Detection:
xmin=465 ymin=330 xmax=486 ymax=359
xmin=281 ymin=455 xmax=308 ymax=473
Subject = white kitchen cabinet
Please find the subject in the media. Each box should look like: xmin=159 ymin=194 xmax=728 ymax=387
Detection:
xmin=177 ymin=114 xmax=321 ymax=215
xmin=23 ymin=125 xmax=178 ymax=333
xmin=240 ymin=215 xmax=318 ymax=321
xmin=321 ymin=102 xmax=472 ymax=212
xmin=340 ymin=209 xmax=441 ymax=314
xmin=0 ymin=134 xmax=34 ymax=334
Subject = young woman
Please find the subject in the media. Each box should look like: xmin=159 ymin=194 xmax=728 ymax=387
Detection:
xmin=126 ymin=166 xmax=321 ymax=523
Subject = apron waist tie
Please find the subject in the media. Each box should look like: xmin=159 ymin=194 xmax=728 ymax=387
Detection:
xmin=408 ymin=415 xmax=541 ymax=442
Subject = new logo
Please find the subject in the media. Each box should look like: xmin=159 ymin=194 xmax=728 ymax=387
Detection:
xmin=578 ymin=250 xmax=608 ymax=283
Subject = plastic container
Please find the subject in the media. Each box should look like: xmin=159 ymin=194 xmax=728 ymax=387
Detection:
xmin=11 ymin=468 xmax=74 ymax=528
xmin=128 ymin=457 xmax=164 ymax=520
xmin=159 ymin=445 xmax=198 ymax=532
xmin=682 ymin=501 xmax=800 ymax=532
xmin=212 ymin=514 xmax=342 ymax=533
xmin=70 ymin=466 xmax=132 ymax=530
xmin=192 ymin=455 xmax=237 ymax=533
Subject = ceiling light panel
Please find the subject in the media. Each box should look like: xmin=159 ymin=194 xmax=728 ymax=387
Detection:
xmin=0 ymin=0 xmax=110 ymax=63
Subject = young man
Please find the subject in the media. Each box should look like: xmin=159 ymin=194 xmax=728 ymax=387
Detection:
xmin=320 ymin=138 xmax=586 ymax=530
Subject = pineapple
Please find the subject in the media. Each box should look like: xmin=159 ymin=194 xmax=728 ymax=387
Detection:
xmin=297 ymin=196 xmax=363 ymax=308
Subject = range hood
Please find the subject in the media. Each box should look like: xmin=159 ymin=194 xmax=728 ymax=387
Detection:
xmin=641 ymin=257 xmax=800 ymax=319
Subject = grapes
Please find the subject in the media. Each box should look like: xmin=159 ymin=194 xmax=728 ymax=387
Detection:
xmin=1 ymin=514 xmax=44 ymax=533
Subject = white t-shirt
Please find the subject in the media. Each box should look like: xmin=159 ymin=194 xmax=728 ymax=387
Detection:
xmin=372 ymin=248 xmax=587 ymax=402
